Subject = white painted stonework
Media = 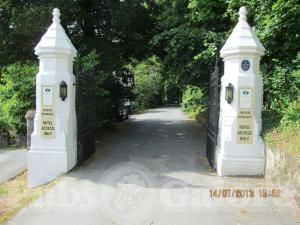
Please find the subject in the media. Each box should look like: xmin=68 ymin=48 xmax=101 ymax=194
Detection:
xmin=216 ymin=7 xmax=265 ymax=176
xmin=28 ymin=8 xmax=77 ymax=187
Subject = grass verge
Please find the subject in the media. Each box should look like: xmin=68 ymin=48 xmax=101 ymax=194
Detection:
xmin=264 ymin=123 xmax=300 ymax=159
xmin=0 ymin=147 xmax=26 ymax=151
xmin=0 ymin=171 xmax=62 ymax=225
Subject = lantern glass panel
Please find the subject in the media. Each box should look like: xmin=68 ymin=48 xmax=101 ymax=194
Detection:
xmin=60 ymin=81 xmax=67 ymax=101
xmin=225 ymin=83 xmax=233 ymax=104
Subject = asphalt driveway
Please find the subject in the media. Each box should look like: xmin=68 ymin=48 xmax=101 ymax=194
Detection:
xmin=0 ymin=149 xmax=26 ymax=182
xmin=7 ymin=107 xmax=300 ymax=225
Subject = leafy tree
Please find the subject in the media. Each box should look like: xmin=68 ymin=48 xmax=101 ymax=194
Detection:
xmin=0 ymin=0 xmax=156 ymax=126
xmin=0 ymin=62 xmax=37 ymax=134
xmin=152 ymin=0 xmax=300 ymax=131
xmin=226 ymin=0 xmax=300 ymax=116
xmin=75 ymin=50 xmax=133 ymax=125
xmin=151 ymin=0 xmax=230 ymax=91
xmin=0 ymin=110 xmax=7 ymax=133
xmin=0 ymin=0 xmax=299 ymax=135
xmin=181 ymin=85 xmax=208 ymax=118
xmin=128 ymin=56 xmax=163 ymax=110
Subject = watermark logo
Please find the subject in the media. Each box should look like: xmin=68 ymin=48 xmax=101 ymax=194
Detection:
xmin=98 ymin=162 xmax=156 ymax=224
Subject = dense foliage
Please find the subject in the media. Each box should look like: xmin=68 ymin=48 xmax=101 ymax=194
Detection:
xmin=74 ymin=50 xmax=132 ymax=125
xmin=0 ymin=0 xmax=154 ymax=132
xmin=0 ymin=0 xmax=299 ymax=151
xmin=0 ymin=62 xmax=37 ymax=134
xmin=127 ymin=56 xmax=163 ymax=110
xmin=152 ymin=0 xmax=230 ymax=91
xmin=151 ymin=0 xmax=300 ymax=134
xmin=181 ymin=85 xmax=208 ymax=118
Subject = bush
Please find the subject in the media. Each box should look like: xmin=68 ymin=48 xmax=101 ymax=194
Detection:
xmin=261 ymin=109 xmax=282 ymax=135
xmin=0 ymin=109 xmax=6 ymax=133
xmin=262 ymin=52 xmax=300 ymax=133
xmin=181 ymin=85 xmax=208 ymax=118
xmin=0 ymin=119 xmax=6 ymax=133
xmin=280 ymin=94 xmax=300 ymax=127
xmin=263 ymin=65 xmax=299 ymax=113
xmin=75 ymin=50 xmax=132 ymax=125
xmin=262 ymin=54 xmax=300 ymax=154
xmin=128 ymin=56 xmax=163 ymax=110
xmin=0 ymin=62 xmax=37 ymax=134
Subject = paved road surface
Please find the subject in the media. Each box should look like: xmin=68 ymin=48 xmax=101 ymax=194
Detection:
xmin=0 ymin=149 xmax=26 ymax=182
xmin=7 ymin=107 xmax=300 ymax=225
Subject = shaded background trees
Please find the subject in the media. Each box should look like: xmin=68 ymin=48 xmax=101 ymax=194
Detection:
xmin=0 ymin=0 xmax=299 ymax=151
xmin=0 ymin=0 xmax=156 ymax=133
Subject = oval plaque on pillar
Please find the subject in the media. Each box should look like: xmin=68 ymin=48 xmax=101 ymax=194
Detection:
xmin=241 ymin=59 xmax=250 ymax=71
xmin=218 ymin=6 xmax=265 ymax=176
xmin=28 ymin=8 xmax=77 ymax=188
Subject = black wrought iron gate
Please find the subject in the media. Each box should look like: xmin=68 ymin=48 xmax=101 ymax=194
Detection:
xmin=206 ymin=60 xmax=222 ymax=166
xmin=75 ymin=68 xmax=96 ymax=166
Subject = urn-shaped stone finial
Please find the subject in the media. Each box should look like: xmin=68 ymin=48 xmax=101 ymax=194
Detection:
xmin=28 ymin=8 xmax=77 ymax=188
xmin=216 ymin=6 xmax=265 ymax=177
xmin=239 ymin=6 xmax=247 ymax=21
xmin=52 ymin=8 xmax=61 ymax=23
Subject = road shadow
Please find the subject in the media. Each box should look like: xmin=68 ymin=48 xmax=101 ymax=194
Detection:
xmin=68 ymin=107 xmax=263 ymax=190
xmin=68 ymin=107 xmax=213 ymax=188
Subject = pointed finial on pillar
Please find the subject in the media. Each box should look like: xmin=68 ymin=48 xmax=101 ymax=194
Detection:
xmin=35 ymin=7 xmax=77 ymax=57
xmin=52 ymin=8 xmax=61 ymax=23
xmin=239 ymin=6 xmax=247 ymax=21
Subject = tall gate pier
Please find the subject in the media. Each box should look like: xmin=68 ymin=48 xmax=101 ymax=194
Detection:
xmin=28 ymin=9 xmax=78 ymax=187
xmin=28 ymin=6 xmax=266 ymax=187
xmin=215 ymin=7 xmax=265 ymax=176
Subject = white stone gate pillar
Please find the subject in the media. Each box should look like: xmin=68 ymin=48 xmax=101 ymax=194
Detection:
xmin=28 ymin=8 xmax=77 ymax=187
xmin=216 ymin=7 xmax=265 ymax=176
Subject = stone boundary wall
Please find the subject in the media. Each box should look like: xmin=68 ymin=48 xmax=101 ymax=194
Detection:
xmin=265 ymin=148 xmax=300 ymax=207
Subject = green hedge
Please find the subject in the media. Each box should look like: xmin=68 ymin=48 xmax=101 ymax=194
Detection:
xmin=128 ymin=56 xmax=163 ymax=110
xmin=280 ymin=94 xmax=300 ymax=127
xmin=262 ymin=52 xmax=300 ymax=133
xmin=0 ymin=115 xmax=6 ymax=133
xmin=181 ymin=85 xmax=208 ymax=118
xmin=0 ymin=62 xmax=37 ymax=134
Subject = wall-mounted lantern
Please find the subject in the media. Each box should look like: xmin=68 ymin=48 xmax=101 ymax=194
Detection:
xmin=225 ymin=83 xmax=233 ymax=104
xmin=59 ymin=81 xmax=67 ymax=101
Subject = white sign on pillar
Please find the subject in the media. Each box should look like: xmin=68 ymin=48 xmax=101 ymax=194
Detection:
xmin=28 ymin=8 xmax=77 ymax=188
xmin=216 ymin=6 xmax=265 ymax=176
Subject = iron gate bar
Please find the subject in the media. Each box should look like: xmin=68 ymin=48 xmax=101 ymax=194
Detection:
xmin=75 ymin=66 xmax=96 ymax=166
xmin=206 ymin=59 xmax=222 ymax=167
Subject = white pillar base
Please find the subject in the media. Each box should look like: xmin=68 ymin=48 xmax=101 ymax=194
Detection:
xmin=216 ymin=146 xmax=265 ymax=176
xmin=27 ymin=146 xmax=76 ymax=188
xmin=28 ymin=8 xmax=78 ymax=188
xmin=215 ymin=6 xmax=266 ymax=177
